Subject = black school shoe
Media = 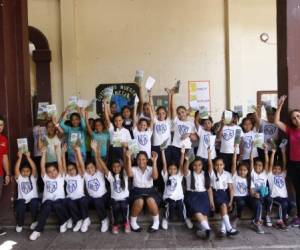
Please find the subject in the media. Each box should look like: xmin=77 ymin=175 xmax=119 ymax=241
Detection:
xmin=147 ymin=225 xmax=159 ymax=233
xmin=196 ymin=229 xmax=211 ymax=240
xmin=0 ymin=229 xmax=6 ymax=236
xmin=227 ymin=228 xmax=239 ymax=236
xmin=131 ymin=226 xmax=142 ymax=233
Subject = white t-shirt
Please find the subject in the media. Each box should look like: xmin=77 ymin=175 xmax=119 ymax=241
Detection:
xmin=220 ymin=125 xmax=244 ymax=154
xmin=267 ymin=172 xmax=288 ymax=198
xmin=162 ymin=171 xmax=184 ymax=200
xmin=133 ymin=128 xmax=153 ymax=158
xmin=241 ymin=131 xmax=258 ymax=160
xmin=132 ymin=166 xmax=153 ymax=188
xmin=16 ymin=175 xmax=38 ymax=203
xmin=210 ymin=170 xmax=232 ymax=190
xmin=232 ymin=173 xmax=248 ymax=197
xmin=42 ymin=174 xmax=65 ymax=202
xmin=152 ymin=118 xmax=171 ymax=146
xmin=260 ymin=120 xmax=279 ymax=149
xmin=65 ymin=174 xmax=85 ymax=200
xmin=196 ymin=126 xmax=216 ymax=159
xmin=172 ymin=117 xmax=195 ymax=149
xmin=84 ymin=171 xmax=107 ymax=198
xmin=250 ymin=169 xmax=268 ymax=191
xmin=109 ymin=124 xmax=131 ymax=146
xmin=45 ymin=135 xmax=61 ymax=163
xmin=106 ymin=171 xmax=129 ymax=201
xmin=186 ymin=170 xmax=207 ymax=192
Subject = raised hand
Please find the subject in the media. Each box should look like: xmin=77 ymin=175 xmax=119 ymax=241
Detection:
xmin=17 ymin=151 xmax=23 ymax=159
xmin=91 ymin=140 xmax=98 ymax=152
xmin=151 ymin=151 xmax=158 ymax=162
xmin=278 ymin=95 xmax=287 ymax=107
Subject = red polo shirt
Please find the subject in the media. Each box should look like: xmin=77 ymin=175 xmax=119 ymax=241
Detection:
xmin=286 ymin=126 xmax=300 ymax=162
xmin=0 ymin=135 xmax=8 ymax=177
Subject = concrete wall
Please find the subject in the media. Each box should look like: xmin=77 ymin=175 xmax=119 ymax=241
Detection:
xmin=27 ymin=0 xmax=277 ymax=120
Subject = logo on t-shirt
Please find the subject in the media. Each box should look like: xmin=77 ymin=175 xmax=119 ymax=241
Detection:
xmin=21 ymin=182 xmax=32 ymax=194
xmin=178 ymin=125 xmax=189 ymax=136
xmin=264 ymin=125 xmax=276 ymax=136
xmin=236 ymin=182 xmax=247 ymax=195
xmin=223 ymin=129 xmax=234 ymax=141
xmin=46 ymin=181 xmax=57 ymax=193
xmin=88 ymin=179 xmax=100 ymax=192
xmin=155 ymin=124 xmax=167 ymax=135
xmin=254 ymin=178 xmax=265 ymax=191
xmin=113 ymin=179 xmax=122 ymax=193
xmin=167 ymin=177 xmax=177 ymax=192
xmin=138 ymin=134 xmax=148 ymax=146
xmin=274 ymin=176 xmax=285 ymax=189
xmin=204 ymin=134 xmax=210 ymax=146
xmin=67 ymin=180 xmax=77 ymax=193
xmin=243 ymin=136 xmax=253 ymax=149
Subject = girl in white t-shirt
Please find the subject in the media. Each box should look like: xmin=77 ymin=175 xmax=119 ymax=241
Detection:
xmin=267 ymin=147 xmax=289 ymax=230
xmin=62 ymin=145 xmax=90 ymax=233
xmin=95 ymin=144 xmax=131 ymax=234
xmin=240 ymin=117 xmax=258 ymax=162
xmin=208 ymin=150 xmax=238 ymax=237
xmin=160 ymin=147 xmax=191 ymax=231
xmin=15 ymin=151 xmax=39 ymax=233
xmin=29 ymin=146 xmax=69 ymax=241
xmin=127 ymin=150 xmax=160 ymax=233
xmin=104 ymin=98 xmax=131 ymax=164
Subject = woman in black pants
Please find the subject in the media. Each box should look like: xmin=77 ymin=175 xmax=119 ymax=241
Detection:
xmin=275 ymin=95 xmax=300 ymax=226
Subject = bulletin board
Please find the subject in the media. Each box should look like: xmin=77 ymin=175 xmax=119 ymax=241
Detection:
xmin=188 ymin=80 xmax=211 ymax=113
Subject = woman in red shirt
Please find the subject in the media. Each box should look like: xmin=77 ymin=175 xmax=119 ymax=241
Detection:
xmin=275 ymin=95 xmax=300 ymax=226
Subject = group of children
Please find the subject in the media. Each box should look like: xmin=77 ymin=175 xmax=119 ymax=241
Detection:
xmin=14 ymin=87 xmax=294 ymax=241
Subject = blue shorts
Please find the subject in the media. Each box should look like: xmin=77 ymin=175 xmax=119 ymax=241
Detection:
xmin=213 ymin=189 xmax=229 ymax=207
xmin=184 ymin=191 xmax=210 ymax=216
xmin=130 ymin=187 xmax=161 ymax=207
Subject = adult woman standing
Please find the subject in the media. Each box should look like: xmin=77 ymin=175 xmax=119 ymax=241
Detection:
xmin=275 ymin=95 xmax=300 ymax=226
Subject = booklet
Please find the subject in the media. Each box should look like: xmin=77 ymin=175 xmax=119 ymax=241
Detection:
xmin=267 ymin=138 xmax=277 ymax=150
xmin=68 ymin=96 xmax=78 ymax=110
xmin=199 ymin=106 xmax=209 ymax=119
xmin=103 ymin=87 xmax=114 ymax=102
xmin=160 ymin=138 xmax=169 ymax=150
xmin=77 ymin=99 xmax=89 ymax=108
xmin=224 ymin=110 xmax=233 ymax=125
xmin=128 ymin=139 xmax=140 ymax=157
xmin=190 ymin=100 xmax=199 ymax=111
xmin=46 ymin=104 xmax=57 ymax=117
xmin=17 ymin=138 xmax=28 ymax=153
xmin=234 ymin=129 xmax=242 ymax=145
xmin=173 ymin=80 xmax=181 ymax=94
xmin=145 ymin=76 xmax=156 ymax=91
xmin=134 ymin=70 xmax=144 ymax=85
xmin=208 ymin=135 xmax=216 ymax=149
xmin=234 ymin=105 xmax=243 ymax=118
xmin=37 ymin=102 xmax=49 ymax=120
xmin=247 ymin=104 xmax=256 ymax=113
xmin=70 ymin=133 xmax=81 ymax=146
xmin=254 ymin=133 xmax=264 ymax=149
xmin=279 ymin=139 xmax=288 ymax=149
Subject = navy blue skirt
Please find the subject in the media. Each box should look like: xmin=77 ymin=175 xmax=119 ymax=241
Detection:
xmin=184 ymin=191 xmax=210 ymax=216
xmin=213 ymin=189 xmax=229 ymax=206
xmin=130 ymin=187 xmax=161 ymax=206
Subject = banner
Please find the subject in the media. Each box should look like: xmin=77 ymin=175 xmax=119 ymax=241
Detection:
xmin=96 ymin=83 xmax=140 ymax=116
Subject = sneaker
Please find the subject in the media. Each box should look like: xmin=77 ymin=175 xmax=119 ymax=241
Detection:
xmin=60 ymin=222 xmax=68 ymax=233
xmin=73 ymin=220 xmax=83 ymax=232
xmin=0 ymin=229 xmax=6 ymax=236
xmin=124 ymin=222 xmax=131 ymax=234
xmin=276 ymin=221 xmax=288 ymax=231
xmin=291 ymin=217 xmax=300 ymax=227
xmin=218 ymin=230 xmax=227 ymax=238
xmin=161 ymin=218 xmax=168 ymax=230
xmin=253 ymin=221 xmax=264 ymax=234
xmin=227 ymin=228 xmax=239 ymax=236
xmin=29 ymin=231 xmax=41 ymax=241
xmin=112 ymin=225 xmax=119 ymax=234
xmin=30 ymin=221 xmax=38 ymax=230
xmin=185 ymin=218 xmax=193 ymax=229
xmin=15 ymin=226 xmax=22 ymax=233
xmin=81 ymin=218 xmax=91 ymax=233
xmin=101 ymin=217 xmax=109 ymax=232
xmin=265 ymin=215 xmax=272 ymax=227
xmin=67 ymin=218 xmax=73 ymax=229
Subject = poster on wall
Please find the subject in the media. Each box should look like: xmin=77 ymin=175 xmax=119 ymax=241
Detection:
xmin=152 ymin=95 xmax=168 ymax=111
xmin=188 ymin=81 xmax=211 ymax=113
xmin=96 ymin=83 xmax=140 ymax=116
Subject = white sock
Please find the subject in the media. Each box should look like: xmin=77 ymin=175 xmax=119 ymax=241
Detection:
xmin=152 ymin=215 xmax=160 ymax=230
xmin=201 ymin=220 xmax=210 ymax=231
xmin=223 ymin=214 xmax=232 ymax=232
xmin=130 ymin=216 xmax=140 ymax=230
xmin=221 ymin=221 xmax=226 ymax=232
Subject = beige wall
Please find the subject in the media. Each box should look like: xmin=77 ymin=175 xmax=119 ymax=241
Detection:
xmin=28 ymin=0 xmax=277 ymax=120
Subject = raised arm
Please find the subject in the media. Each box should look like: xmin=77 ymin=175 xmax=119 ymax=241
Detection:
xmin=133 ymin=99 xmax=138 ymax=128
xmin=25 ymin=152 xmax=37 ymax=177
xmin=228 ymin=183 xmax=234 ymax=211
xmin=54 ymin=145 xmax=63 ymax=175
xmin=125 ymin=150 xmax=133 ymax=177
xmin=40 ymin=147 xmax=46 ymax=177
xmin=281 ymin=145 xmax=287 ymax=172
xmin=85 ymin=111 xmax=94 ymax=136
xmin=231 ymin=144 xmax=238 ymax=175
xmin=91 ymin=140 xmax=109 ymax=176
xmin=161 ymin=149 xmax=167 ymax=175
xmin=207 ymin=148 xmax=213 ymax=174
xmin=253 ymin=107 xmax=261 ymax=131
xmin=264 ymin=145 xmax=269 ymax=171
xmin=151 ymin=151 xmax=159 ymax=180
xmin=74 ymin=145 xmax=85 ymax=176
xmin=148 ymin=96 xmax=154 ymax=130
xmin=14 ymin=151 xmax=23 ymax=178
xmin=269 ymin=148 xmax=276 ymax=173
xmin=61 ymin=143 xmax=67 ymax=174
xmin=275 ymin=95 xmax=288 ymax=133
xmin=103 ymin=98 xmax=112 ymax=127
xmin=52 ymin=115 xmax=64 ymax=135
xmin=166 ymin=88 xmax=175 ymax=120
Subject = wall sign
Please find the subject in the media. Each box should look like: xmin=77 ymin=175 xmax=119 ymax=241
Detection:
xmin=188 ymin=80 xmax=211 ymax=112
xmin=96 ymin=83 xmax=140 ymax=115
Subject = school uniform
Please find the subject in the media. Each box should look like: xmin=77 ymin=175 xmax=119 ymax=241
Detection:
xmin=250 ymin=170 xmax=272 ymax=222
xmin=133 ymin=128 xmax=153 ymax=158
xmin=162 ymin=171 xmax=186 ymax=221
xmin=65 ymin=174 xmax=89 ymax=224
xmin=123 ymin=119 xmax=134 ymax=138
xmin=232 ymin=174 xmax=251 ymax=218
xmin=268 ymin=172 xmax=289 ymax=221
xmin=130 ymin=166 xmax=160 ymax=206
xmin=171 ymin=117 xmax=195 ymax=166
xmin=108 ymin=124 xmax=131 ymax=163
xmin=220 ymin=125 xmax=244 ymax=172
xmin=15 ymin=175 xmax=39 ymax=227
xmin=35 ymin=174 xmax=68 ymax=232
xmin=184 ymin=170 xmax=210 ymax=216
xmin=210 ymin=170 xmax=232 ymax=207
xmin=106 ymin=171 xmax=129 ymax=225
xmin=84 ymin=171 xmax=109 ymax=222
xmin=241 ymin=131 xmax=258 ymax=161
